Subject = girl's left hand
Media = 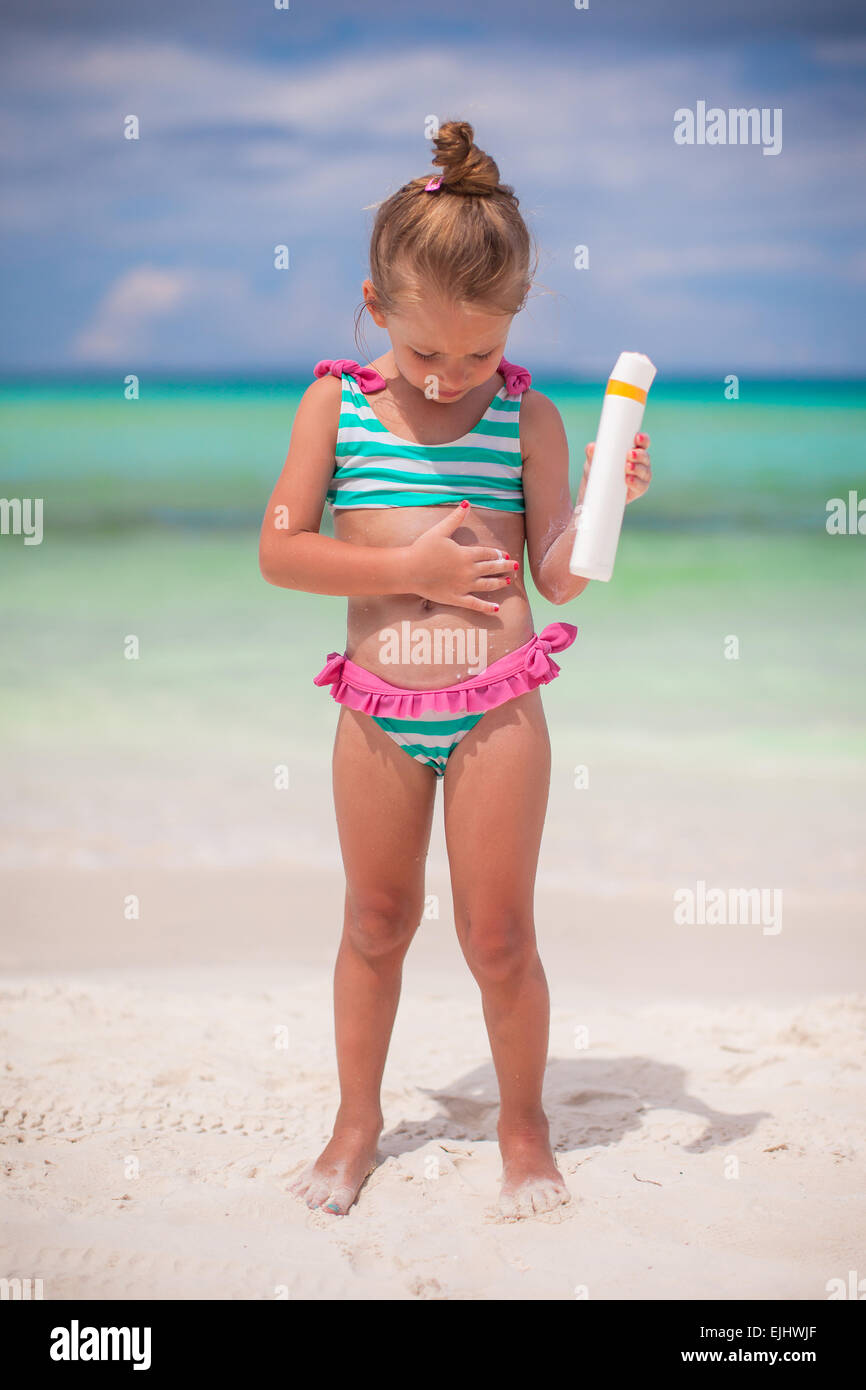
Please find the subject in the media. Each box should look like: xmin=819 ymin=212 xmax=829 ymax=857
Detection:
xmin=581 ymin=431 xmax=652 ymax=504
xmin=625 ymin=431 xmax=652 ymax=502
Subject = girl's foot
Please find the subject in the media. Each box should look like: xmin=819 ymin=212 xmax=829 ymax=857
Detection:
xmin=497 ymin=1120 xmax=572 ymax=1220
xmin=289 ymin=1119 xmax=382 ymax=1216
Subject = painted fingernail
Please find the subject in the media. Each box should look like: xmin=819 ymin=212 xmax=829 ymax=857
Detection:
xmin=325 ymin=1202 xmax=341 ymax=1213
xmin=513 ymin=562 xmax=518 ymax=570
xmin=504 ymin=553 xmax=510 ymax=559
xmin=493 ymin=604 xmax=500 ymax=612
xmin=460 ymin=500 xmax=469 ymax=508
xmin=628 ymin=450 xmax=637 ymax=459
xmin=638 ymin=433 xmax=648 ymax=443
xmin=506 ymin=578 xmax=511 ymax=584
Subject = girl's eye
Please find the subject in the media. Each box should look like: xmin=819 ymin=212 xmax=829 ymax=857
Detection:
xmin=413 ymin=349 xmax=494 ymax=362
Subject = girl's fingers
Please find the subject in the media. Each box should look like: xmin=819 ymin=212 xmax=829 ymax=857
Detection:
xmin=434 ymin=502 xmax=472 ymax=535
xmin=477 ymin=558 xmax=518 ymax=576
xmin=472 ymin=546 xmax=512 ymax=563
xmin=459 ymin=595 xmax=501 ymax=615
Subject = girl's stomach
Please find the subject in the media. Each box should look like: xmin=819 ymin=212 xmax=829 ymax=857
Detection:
xmin=334 ymin=504 xmax=534 ymax=689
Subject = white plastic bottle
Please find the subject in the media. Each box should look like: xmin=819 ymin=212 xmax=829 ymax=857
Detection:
xmin=569 ymin=351 xmax=657 ymax=582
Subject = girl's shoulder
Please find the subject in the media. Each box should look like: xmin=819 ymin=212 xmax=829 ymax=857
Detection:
xmin=300 ymin=369 xmax=343 ymax=411
xmin=291 ymin=370 xmax=344 ymax=446
xmin=517 ymin=386 xmax=564 ymax=426
xmin=516 ymin=387 xmax=567 ymax=459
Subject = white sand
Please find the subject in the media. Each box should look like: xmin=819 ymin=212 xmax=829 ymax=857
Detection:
xmin=3 ymin=710 xmax=865 ymax=1299
xmin=2 ymin=864 xmax=864 ymax=1300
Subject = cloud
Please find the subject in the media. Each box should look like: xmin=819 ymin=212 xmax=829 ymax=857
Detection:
xmin=73 ymin=267 xmax=199 ymax=360
xmin=599 ymin=243 xmax=832 ymax=279
xmin=71 ymin=262 xmax=349 ymax=368
xmin=2 ymin=32 xmax=864 ymax=371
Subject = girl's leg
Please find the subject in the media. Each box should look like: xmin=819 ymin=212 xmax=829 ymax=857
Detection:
xmin=290 ymin=705 xmax=437 ymax=1215
xmin=442 ymin=688 xmax=570 ymax=1218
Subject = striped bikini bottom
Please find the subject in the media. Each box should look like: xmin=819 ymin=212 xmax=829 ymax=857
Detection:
xmin=313 ymin=622 xmax=578 ymax=778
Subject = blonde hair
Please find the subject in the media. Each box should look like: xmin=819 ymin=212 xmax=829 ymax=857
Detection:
xmin=355 ymin=120 xmax=536 ymax=351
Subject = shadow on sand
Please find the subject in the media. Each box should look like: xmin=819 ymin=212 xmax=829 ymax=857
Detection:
xmin=378 ymin=1055 xmax=769 ymax=1159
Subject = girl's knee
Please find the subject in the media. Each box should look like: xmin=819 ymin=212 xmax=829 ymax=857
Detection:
xmin=460 ymin=912 xmax=537 ymax=983
xmin=345 ymin=895 xmax=421 ymax=959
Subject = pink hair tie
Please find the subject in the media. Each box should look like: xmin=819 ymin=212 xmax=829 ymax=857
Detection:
xmin=424 ymin=176 xmax=443 ymax=192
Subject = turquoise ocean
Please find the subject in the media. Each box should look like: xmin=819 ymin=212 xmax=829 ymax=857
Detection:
xmin=1 ymin=376 xmax=864 ymax=895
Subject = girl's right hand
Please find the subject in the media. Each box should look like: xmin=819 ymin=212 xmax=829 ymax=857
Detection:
xmin=405 ymin=502 xmax=516 ymax=615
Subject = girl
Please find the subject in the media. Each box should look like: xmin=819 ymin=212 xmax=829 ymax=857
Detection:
xmin=259 ymin=120 xmax=652 ymax=1221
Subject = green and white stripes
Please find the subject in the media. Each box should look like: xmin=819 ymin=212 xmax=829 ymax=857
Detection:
xmin=327 ymin=373 xmax=525 ymax=512
xmin=371 ymin=710 xmax=484 ymax=776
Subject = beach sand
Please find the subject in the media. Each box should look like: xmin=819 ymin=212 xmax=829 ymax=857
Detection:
xmin=2 ymin=525 xmax=865 ymax=1299
xmin=2 ymin=855 xmax=864 ymax=1301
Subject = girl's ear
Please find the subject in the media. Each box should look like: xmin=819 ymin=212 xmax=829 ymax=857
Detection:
xmin=361 ymin=279 xmax=387 ymax=328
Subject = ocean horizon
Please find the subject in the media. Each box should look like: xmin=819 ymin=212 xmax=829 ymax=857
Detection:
xmin=2 ymin=375 xmax=863 ymax=534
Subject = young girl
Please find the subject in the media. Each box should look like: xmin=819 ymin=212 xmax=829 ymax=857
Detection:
xmin=260 ymin=120 xmax=652 ymax=1221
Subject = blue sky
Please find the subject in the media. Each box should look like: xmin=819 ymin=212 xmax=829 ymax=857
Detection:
xmin=1 ymin=0 xmax=864 ymax=376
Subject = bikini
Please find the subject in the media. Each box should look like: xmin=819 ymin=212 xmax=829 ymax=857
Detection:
xmin=311 ymin=356 xmax=578 ymax=776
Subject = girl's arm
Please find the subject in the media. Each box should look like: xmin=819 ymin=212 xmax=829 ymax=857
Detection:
xmin=521 ymin=392 xmax=652 ymax=605
xmin=521 ymin=390 xmax=591 ymax=606
xmin=259 ymin=375 xmax=412 ymax=595
xmin=259 ymin=375 xmax=512 ymax=613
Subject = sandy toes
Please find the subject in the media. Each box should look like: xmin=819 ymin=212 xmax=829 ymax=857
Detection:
xmin=289 ymin=1126 xmax=381 ymax=1216
xmin=498 ymin=1174 xmax=572 ymax=1220
xmin=498 ymin=1127 xmax=572 ymax=1220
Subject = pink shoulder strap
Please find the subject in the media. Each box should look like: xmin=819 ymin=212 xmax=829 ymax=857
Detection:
xmin=313 ymin=359 xmax=387 ymax=393
xmin=313 ymin=355 xmax=530 ymax=396
xmin=497 ymin=356 xmax=532 ymax=395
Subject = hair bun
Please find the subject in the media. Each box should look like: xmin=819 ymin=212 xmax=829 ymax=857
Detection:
xmin=430 ymin=119 xmax=516 ymax=200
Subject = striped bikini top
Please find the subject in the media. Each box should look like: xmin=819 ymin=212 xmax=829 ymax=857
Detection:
xmin=313 ymin=356 xmax=531 ymax=513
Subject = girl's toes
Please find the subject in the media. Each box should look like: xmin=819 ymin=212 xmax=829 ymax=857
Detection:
xmin=305 ymin=1177 xmax=332 ymax=1209
xmin=498 ymin=1190 xmax=520 ymax=1220
xmin=513 ymin=1188 xmax=536 ymax=1220
xmin=530 ymin=1182 xmax=554 ymax=1213
xmin=534 ymin=1181 xmax=570 ymax=1214
xmin=322 ymin=1183 xmax=354 ymax=1216
xmin=288 ymin=1165 xmax=313 ymax=1198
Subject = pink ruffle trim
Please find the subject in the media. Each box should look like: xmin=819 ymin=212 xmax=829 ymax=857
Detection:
xmin=313 ymin=622 xmax=577 ymax=719
xmin=313 ymin=356 xmax=532 ymax=396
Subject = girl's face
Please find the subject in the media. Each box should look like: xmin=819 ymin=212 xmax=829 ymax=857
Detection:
xmin=362 ymin=279 xmax=513 ymax=403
